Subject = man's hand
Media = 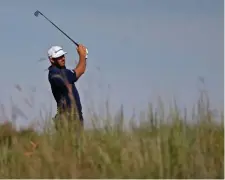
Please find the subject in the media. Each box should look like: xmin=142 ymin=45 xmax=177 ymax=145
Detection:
xmin=76 ymin=44 xmax=87 ymax=59
xmin=74 ymin=44 xmax=87 ymax=79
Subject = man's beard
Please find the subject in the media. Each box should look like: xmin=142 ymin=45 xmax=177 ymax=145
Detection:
xmin=55 ymin=63 xmax=66 ymax=69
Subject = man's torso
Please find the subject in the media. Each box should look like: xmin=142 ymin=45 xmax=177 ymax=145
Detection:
xmin=48 ymin=66 xmax=82 ymax=114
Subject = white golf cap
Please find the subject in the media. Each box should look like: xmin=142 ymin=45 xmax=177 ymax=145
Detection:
xmin=47 ymin=46 xmax=67 ymax=58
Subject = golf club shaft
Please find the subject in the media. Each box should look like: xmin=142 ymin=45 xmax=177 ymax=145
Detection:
xmin=38 ymin=12 xmax=79 ymax=46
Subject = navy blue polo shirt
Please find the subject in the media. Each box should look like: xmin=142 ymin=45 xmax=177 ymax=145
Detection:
xmin=48 ymin=65 xmax=83 ymax=121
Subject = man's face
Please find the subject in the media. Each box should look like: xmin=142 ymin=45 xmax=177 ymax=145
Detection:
xmin=52 ymin=55 xmax=66 ymax=67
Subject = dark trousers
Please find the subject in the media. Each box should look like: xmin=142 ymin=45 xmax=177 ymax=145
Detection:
xmin=53 ymin=107 xmax=84 ymax=132
xmin=53 ymin=108 xmax=84 ymax=156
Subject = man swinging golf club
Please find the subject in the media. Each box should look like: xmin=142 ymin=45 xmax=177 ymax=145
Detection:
xmin=47 ymin=44 xmax=87 ymax=129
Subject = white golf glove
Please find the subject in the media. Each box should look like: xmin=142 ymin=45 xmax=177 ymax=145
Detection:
xmin=86 ymin=48 xmax=88 ymax=59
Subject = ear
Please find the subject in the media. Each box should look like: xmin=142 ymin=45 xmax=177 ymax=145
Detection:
xmin=49 ymin=57 xmax=54 ymax=64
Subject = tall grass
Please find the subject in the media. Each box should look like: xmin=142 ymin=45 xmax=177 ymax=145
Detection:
xmin=0 ymin=92 xmax=223 ymax=178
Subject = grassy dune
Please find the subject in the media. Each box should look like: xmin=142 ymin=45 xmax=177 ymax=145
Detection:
xmin=0 ymin=94 xmax=223 ymax=178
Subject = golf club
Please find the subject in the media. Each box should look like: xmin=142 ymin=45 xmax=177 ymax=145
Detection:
xmin=34 ymin=10 xmax=79 ymax=47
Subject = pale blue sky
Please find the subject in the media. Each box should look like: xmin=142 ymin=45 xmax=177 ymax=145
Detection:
xmin=0 ymin=0 xmax=223 ymax=128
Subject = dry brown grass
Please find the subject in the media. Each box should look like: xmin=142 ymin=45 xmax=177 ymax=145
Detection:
xmin=0 ymin=93 xmax=223 ymax=178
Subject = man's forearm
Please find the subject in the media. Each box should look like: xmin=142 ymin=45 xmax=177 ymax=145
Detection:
xmin=74 ymin=56 xmax=86 ymax=79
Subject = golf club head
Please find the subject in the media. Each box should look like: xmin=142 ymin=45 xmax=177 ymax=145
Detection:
xmin=34 ymin=10 xmax=40 ymax=17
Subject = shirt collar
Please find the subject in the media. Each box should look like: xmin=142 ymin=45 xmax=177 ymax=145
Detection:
xmin=48 ymin=65 xmax=66 ymax=71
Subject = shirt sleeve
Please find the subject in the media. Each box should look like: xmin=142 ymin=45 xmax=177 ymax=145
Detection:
xmin=66 ymin=69 xmax=78 ymax=83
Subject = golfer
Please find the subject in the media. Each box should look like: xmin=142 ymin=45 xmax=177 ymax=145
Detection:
xmin=47 ymin=44 xmax=87 ymax=129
